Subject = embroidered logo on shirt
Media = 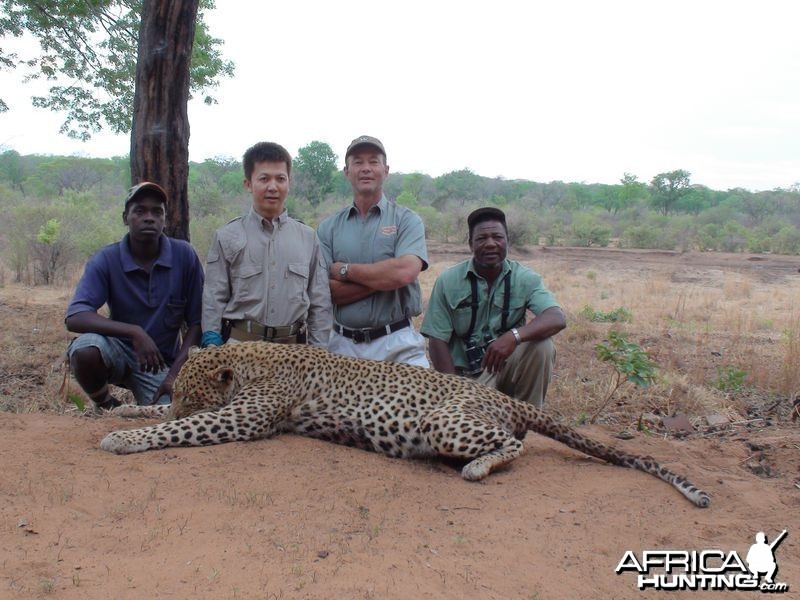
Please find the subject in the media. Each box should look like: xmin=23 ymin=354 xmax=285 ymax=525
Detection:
xmin=381 ymin=226 xmax=397 ymax=235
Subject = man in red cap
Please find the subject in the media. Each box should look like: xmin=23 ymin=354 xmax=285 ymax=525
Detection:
xmin=65 ymin=182 xmax=204 ymax=410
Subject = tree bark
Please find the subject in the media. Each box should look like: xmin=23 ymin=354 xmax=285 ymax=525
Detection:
xmin=130 ymin=0 xmax=200 ymax=241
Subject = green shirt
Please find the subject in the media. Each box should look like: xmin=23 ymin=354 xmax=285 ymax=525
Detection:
xmin=421 ymin=258 xmax=559 ymax=369
xmin=317 ymin=196 xmax=428 ymax=329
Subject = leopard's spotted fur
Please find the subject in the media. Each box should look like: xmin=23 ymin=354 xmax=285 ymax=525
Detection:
xmin=101 ymin=342 xmax=710 ymax=507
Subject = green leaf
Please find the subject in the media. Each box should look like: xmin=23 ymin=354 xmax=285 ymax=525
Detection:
xmin=67 ymin=392 xmax=85 ymax=412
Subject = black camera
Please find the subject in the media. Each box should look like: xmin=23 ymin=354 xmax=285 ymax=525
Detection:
xmin=464 ymin=332 xmax=495 ymax=376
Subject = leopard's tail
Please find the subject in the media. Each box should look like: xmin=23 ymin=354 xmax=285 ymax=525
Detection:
xmin=520 ymin=405 xmax=711 ymax=508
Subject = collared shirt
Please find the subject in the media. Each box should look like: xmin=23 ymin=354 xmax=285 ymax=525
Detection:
xmin=66 ymin=234 xmax=204 ymax=364
xmin=420 ymin=258 xmax=559 ymax=369
xmin=202 ymin=208 xmax=332 ymax=347
xmin=317 ymin=196 xmax=428 ymax=329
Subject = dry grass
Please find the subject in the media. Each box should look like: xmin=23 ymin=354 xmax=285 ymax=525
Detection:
xmin=3 ymin=245 xmax=800 ymax=431
xmin=0 ymin=287 xmax=73 ymax=413
xmin=779 ymin=309 xmax=800 ymax=395
xmin=543 ymin=259 xmax=798 ymax=425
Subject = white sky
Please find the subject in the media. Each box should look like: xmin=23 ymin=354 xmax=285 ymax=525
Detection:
xmin=1 ymin=0 xmax=798 ymax=191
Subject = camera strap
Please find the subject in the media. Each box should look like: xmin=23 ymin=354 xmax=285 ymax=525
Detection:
xmin=500 ymin=271 xmax=511 ymax=331
xmin=462 ymin=273 xmax=480 ymax=343
xmin=462 ymin=271 xmax=511 ymax=342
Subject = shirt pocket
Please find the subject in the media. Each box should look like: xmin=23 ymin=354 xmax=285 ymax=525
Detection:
xmin=163 ymin=298 xmax=187 ymax=330
xmin=231 ymin=262 xmax=264 ymax=303
xmin=491 ymin=293 xmax=526 ymax=330
xmin=374 ymin=232 xmax=396 ymax=260
xmin=449 ymin=294 xmax=475 ymax=339
xmin=286 ymin=262 xmax=309 ymax=303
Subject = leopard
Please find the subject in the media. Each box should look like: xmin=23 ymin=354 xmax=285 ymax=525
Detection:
xmin=101 ymin=342 xmax=711 ymax=508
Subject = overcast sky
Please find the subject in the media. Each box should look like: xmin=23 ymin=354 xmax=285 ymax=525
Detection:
xmin=1 ymin=0 xmax=798 ymax=191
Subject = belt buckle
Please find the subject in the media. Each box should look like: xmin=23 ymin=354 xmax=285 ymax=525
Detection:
xmin=352 ymin=329 xmax=370 ymax=344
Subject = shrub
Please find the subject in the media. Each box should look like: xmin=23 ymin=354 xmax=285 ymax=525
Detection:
xmin=568 ymin=213 xmax=611 ymax=247
xmin=772 ymin=226 xmax=800 ymax=255
xmin=713 ymin=366 xmax=747 ymax=392
xmin=590 ymin=331 xmax=657 ymax=423
xmin=580 ymin=305 xmax=632 ymax=323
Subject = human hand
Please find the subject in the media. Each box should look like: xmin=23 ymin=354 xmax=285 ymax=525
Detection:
xmin=150 ymin=374 xmax=174 ymax=405
xmin=481 ymin=332 xmax=517 ymax=374
xmin=131 ymin=328 xmax=167 ymax=373
xmin=201 ymin=330 xmax=224 ymax=347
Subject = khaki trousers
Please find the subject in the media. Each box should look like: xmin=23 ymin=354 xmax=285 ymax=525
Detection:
xmin=476 ymin=338 xmax=556 ymax=409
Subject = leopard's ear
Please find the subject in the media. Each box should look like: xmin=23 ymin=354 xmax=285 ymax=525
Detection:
xmin=188 ymin=346 xmax=203 ymax=357
xmin=208 ymin=366 xmax=234 ymax=384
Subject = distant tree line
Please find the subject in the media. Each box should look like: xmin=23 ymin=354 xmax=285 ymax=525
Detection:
xmin=0 ymin=145 xmax=799 ymax=285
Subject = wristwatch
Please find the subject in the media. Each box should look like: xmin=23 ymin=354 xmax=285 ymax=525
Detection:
xmin=338 ymin=263 xmax=350 ymax=280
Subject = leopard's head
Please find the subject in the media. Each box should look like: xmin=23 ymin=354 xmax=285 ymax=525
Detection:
xmin=170 ymin=346 xmax=242 ymax=418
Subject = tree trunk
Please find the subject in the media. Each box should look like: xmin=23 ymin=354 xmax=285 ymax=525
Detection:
xmin=130 ymin=0 xmax=200 ymax=241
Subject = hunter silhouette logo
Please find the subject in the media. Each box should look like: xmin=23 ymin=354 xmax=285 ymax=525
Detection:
xmin=747 ymin=530 xmax=787 ymax=585
xmin=616 ymin=529 xmax=789 ymax=592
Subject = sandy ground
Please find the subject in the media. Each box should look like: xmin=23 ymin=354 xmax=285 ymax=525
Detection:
xmin=2 ymin=245 xmax=799 ymax=599
xmin=2 ymin=414 xmax=798 ymax=599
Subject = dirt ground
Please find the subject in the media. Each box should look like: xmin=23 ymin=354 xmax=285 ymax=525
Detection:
xmin=2 ymin=245 xmax=799 ymax=599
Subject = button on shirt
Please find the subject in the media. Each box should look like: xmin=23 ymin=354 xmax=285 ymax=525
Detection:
xmin=317 ymin=196 xmax=428 ymax=329
xmin=420 ymin=258 xmax=559 ymax=370
xmin=66 ymin=234 xmax=204 ymax=364
xmin=201 ymin=208 xmax=332 ymax=346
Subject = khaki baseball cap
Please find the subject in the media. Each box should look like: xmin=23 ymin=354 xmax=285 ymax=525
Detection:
xmin=345 ymin=135 xmax=386 ymax=161
xmin=125 ymin=181 xmax=168 ymax=207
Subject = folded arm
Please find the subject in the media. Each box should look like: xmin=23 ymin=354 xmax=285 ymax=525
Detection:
xmin=330 ymin=255 xmax=423 ymax=293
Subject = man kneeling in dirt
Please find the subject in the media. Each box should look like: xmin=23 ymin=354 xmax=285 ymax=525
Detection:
xmin=421 ymin=207 xmax=567 ymax=409
xmin=65 ymin=183 xmax=205 ymax=410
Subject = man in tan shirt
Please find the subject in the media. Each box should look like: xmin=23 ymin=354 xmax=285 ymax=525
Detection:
xmin=201 ymin=142 xmax=332 ymax=347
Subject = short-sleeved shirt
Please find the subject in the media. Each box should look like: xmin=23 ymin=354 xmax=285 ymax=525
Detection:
xmin=66 ymin=234 xmax=204 ymax=364
xmin=420 ymin=258 xmax=559 ymax=370
xmin=317 ymin=196 xmax=428 ymax=329
xmin=201 ymin=208 xmax=332 ymax=346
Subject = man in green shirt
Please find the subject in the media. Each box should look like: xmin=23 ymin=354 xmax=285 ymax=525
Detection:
xmin=421 ymin=207 xmax=567 ymax=408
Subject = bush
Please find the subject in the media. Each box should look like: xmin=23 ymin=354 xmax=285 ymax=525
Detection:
xmin=714 ymin=366 xmax=747 ymax=392
xmin=580 ymin=305 xmax=632 ymax=323
xmin=504 ymin=206 xmax=536 ymax=246
xmin=772 ymin=226 xmax=800 ymax=255
xmin=568 ymin=213 xmax=611 ymax=247
xmin=189 ymin=213 xmax=233 ymax=262
xmin=590 ymin=331 xmax=658 ymax=423
xmin=620 ymin=223 xmax=676 ymax=250
xmin=719 ymin=222 xmax=749 ymax=252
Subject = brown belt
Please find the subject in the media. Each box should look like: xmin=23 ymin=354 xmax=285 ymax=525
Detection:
xmin=227 ymin=319 xmax=305 ymax=343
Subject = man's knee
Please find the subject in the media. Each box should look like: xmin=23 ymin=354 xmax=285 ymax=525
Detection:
xmin=68 ymin=334 xmax=120 ymax=385
xmin=499 ymin=337 xmax=556 ymax=408
xmin=70 ymin=346 xmax=105 ymax=372
xmin=519 ymin=337 xmax=556 ymax=368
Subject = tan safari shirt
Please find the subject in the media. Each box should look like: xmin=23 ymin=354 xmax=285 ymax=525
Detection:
xmin=201 ymin=208 xmax=332 ymax=347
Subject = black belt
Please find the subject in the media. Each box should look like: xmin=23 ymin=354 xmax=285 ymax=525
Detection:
xmin=333 ymin=318 xmax=411 ymax=344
